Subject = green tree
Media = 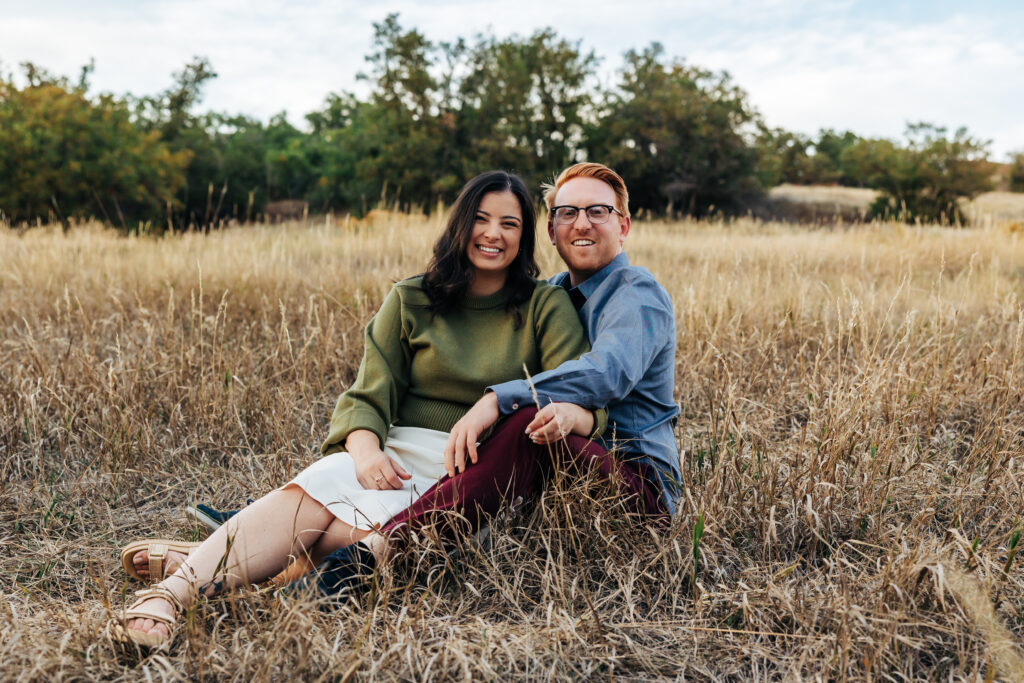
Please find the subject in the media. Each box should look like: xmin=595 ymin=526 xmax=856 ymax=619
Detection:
xmin=755 ymin=127 xmax=820 ymax=187
xmin=815 ymin=129 xmax=862 ymax=185
xmin=303 ymin=93 xmax=378 ymax=213
xmin=1009 ymin=152 xmax=1024 ymax=192
xmin=0 ymin=64 xmax=187 ymax=230
xmin=848 ymin=124 xmax=992 ymax=225
xmin=456 ymin=30 xmax=597 ymax=185
xmin=305 ymin=16 xmax=599 ymax=212
xmin=586 ymin=44 xmax=760 ymax=216
xmin=353 ymin=14 xmax=444 ymax=209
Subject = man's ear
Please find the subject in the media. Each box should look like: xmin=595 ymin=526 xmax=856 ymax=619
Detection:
xmin=547 ymin=220 xmax=556 ymax=244
xmin=618 ymin=216 xmax=631 ymax=245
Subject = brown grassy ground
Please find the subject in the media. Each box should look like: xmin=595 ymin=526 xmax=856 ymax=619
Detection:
xmin=2 ymin=215 xmax=1023 ymax=681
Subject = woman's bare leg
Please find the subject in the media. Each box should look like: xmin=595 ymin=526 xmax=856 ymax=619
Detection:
xmin=124 ymin=486 xmax=337 ymax=639
xmin=306 ymin=515 xmax=371 ymax=565
xmin=267 ymin=516 xmax=370 ymax=585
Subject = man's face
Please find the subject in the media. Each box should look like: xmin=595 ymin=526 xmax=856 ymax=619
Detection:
xmin=548 ymin=177 xmax=630 ymax=286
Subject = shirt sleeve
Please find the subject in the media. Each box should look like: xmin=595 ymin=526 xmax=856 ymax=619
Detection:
xmin=320 ymin=286 xmax=411 ymax=454
xmin=489 ymin=274 xmax=674 ymax=418
xmin=529 ymin=286 xmax=608 ymax=437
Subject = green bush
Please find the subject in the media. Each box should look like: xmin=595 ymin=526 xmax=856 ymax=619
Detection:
xmin=1009 ymin=152 xmax=1024 ymax=193
xmin=842 ymin=124 xmax=992 ymax=225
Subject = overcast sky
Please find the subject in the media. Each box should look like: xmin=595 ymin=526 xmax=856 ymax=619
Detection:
xmin=1 ymin=0 xmax=1021 ymax=159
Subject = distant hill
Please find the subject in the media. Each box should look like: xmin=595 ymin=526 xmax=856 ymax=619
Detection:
xmin=767 ymin=184 xmax=1024 ymax=225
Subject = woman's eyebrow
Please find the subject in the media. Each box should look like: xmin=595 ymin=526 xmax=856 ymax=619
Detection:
xmin=502 ymin=215 xmax=521 ymax=222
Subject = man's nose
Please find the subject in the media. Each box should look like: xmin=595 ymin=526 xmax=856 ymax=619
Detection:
xmin=572 ymin=210 xmax=593 ymax=227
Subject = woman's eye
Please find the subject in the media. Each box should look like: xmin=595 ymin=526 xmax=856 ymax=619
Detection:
xmin=475 ymin=215 xmax=487 ymax=223
xmin=502 ymin=221 xmax=520 ymax=229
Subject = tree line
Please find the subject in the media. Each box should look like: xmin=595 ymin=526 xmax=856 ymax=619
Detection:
xmin=1 ymin=14 xmax=1018 ymax=231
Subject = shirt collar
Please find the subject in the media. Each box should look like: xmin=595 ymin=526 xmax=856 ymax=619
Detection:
xmin=573 ymin=251 xmax=630 ymax=300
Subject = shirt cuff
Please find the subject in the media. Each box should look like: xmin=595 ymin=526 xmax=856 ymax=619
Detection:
xmin=487 ymin=380 xmax=533 ymax=415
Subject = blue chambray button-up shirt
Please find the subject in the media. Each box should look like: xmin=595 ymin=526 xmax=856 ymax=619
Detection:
xmin=488 ymin=252 xmax=682 ymax=516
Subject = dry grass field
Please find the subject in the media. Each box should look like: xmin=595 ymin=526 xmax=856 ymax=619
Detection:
xmin=2 ymin=214 xmax=1024 ymax=680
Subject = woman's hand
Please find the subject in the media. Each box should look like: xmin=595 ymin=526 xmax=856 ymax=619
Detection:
xmin=346 ymin=429 xmax=411 ymax=490
xmin=444 ymin=393 xmax=499 ymax=477
xmin=524 ymin=403 xmax=594 ymax=445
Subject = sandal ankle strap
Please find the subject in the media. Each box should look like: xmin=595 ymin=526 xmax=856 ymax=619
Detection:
xmin=132 ymin=586 xmax=185 ymax=614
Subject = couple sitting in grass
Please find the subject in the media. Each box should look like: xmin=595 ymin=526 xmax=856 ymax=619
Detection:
xmin=113 ymin=163 xmax=682 ymax=649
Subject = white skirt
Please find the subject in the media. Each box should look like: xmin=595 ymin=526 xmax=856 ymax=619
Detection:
xmin=285 ymin=426 xmax=449 ymax=531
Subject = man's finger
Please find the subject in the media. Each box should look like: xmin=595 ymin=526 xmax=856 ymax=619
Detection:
xmin=530 ymin=416 xmax=561 ymax=443
xmin=525 ymin=406 xmax=554 ymax=434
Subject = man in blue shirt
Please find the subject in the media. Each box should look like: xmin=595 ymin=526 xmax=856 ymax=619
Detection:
xmin=439 ymin=161 xmax=682 ymax=517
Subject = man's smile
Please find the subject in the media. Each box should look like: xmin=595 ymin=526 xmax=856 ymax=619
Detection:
xmin=571 ymin=239 xmax=595 ymax=247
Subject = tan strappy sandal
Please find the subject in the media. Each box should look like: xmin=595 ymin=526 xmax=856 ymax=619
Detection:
xmin=120 ymin=539 xmax=201 ymax=582
xmin=111 ymin=586 xmax=183 ymax=649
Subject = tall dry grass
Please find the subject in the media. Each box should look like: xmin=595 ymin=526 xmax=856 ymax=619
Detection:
xmin=1 ymin=215 xmax=1023 ymax=680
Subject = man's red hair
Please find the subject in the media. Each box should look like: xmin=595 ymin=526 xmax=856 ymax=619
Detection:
xmin=542 ymin=163 xmax=630 ymax=218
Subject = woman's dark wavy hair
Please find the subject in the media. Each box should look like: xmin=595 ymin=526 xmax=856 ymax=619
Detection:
xmin=422 ymin=170 xmax=539 ymax=327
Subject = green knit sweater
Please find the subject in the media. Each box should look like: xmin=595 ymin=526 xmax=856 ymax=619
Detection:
xmin=322 ymin=276 xmax=606 ymax=454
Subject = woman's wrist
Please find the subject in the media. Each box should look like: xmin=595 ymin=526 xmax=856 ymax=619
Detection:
xmin=346 ymin=429 xmax=382 ymax=460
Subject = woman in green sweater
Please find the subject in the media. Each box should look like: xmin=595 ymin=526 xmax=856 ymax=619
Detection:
xmin=114 ymin=171 xmax=601 ymax=648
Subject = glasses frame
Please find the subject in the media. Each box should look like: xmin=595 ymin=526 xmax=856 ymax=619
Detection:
xmin=550 ymin=204 xmax=625 ymax=225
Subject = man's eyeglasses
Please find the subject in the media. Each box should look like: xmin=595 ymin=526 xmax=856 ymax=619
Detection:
xmin=550 ymin=204 xmax=624 ymax=225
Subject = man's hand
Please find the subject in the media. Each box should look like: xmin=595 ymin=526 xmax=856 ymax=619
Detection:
xmin=347 ymin=429 xmax=411 ymax=490
xmin=524 ymin=402 xmax=594 ymax=444
xmin=444 ymin=392 xmax=499 ymax=477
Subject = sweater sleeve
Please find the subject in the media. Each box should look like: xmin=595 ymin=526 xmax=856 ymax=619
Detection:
xmin=531 ymin=286 xmax=609 ymax=438
xmin=320 ymin=286 xmax=411 ymax=454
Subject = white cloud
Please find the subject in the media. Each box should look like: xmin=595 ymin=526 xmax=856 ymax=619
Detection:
xmin=688 ymin=12 xmax=1024 ymax=157
xmin=0 ymin=0 xmax=1020 ymax=158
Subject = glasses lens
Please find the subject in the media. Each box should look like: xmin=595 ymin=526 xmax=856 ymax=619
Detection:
xmin=586 ymin=206 xmax=611 ymax=223
xmin=555 ymin=207 xmax=578 ymax=223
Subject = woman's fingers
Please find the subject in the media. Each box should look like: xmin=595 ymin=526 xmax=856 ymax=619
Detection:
xmin=381 ymin=460 xmax=404 ymax=489
xmin=444 ymin=431 xmax=458 ymax=477
xmin=467 ymin=428 xmax=479 ymax=464
xmin=455 ymin=431 xmax=468 ymax=473
xmin=391 ymin=458 xmax=412 ymax=480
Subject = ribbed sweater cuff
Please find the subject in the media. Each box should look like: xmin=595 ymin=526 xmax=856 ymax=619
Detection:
xmin=321 ymin=409 xmax=389 ymax=454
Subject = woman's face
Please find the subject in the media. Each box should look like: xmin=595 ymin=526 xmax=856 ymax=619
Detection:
xmin=466 ymin=190 xmax=523 ymax=279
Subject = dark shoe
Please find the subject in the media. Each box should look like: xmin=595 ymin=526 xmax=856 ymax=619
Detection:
xmin=279 ymin=544 xmax=377 ymax=608
xmin=186 ymin=501 xmax=251 ymax=533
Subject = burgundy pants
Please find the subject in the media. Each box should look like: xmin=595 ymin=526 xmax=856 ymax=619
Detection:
xmin=379 ymin=407 xmax=667 ymax=549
